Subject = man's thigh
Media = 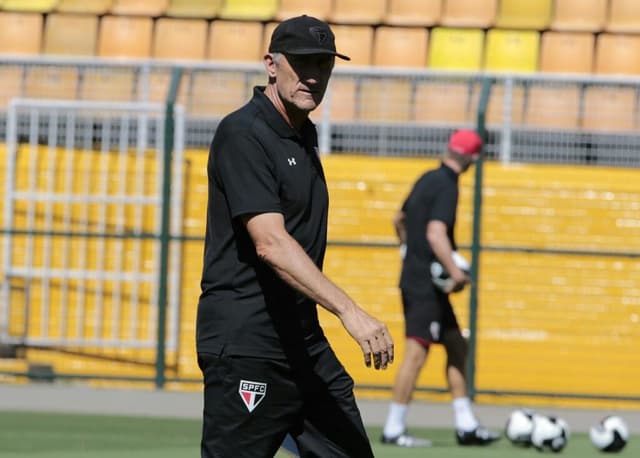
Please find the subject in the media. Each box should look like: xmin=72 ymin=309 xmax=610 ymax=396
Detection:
xmin=295 ymin=347 xmax=374 ymax=458
xmin=198 ymin=353 xmax=300 ymax=458
xmin=402 ymin=289 xmax=458 ymax=343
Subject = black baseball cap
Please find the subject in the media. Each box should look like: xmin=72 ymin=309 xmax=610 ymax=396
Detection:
xmin=268 ymin=15 xmax=351 ymax=61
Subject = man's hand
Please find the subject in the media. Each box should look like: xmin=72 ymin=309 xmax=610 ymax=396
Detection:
xmin=446 ymin=267 xmax=470 ymax=293
xmin=340 ymin=307 xmax=394 ymax=370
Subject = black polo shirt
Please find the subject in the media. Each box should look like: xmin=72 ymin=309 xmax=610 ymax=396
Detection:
xmin=399 ymin=163 xmax=459 ymax=296
xmin=197 ymin=86 xmax=330 ymax=360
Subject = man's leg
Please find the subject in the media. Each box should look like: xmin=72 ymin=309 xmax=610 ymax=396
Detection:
xmin=441 ymin=330 xmax=500 ymax=446
xmin=293 ymin=346 xmax=374 ymax=458
xmin=198 ymin=353 xmax=299 ymax=457
xmin=442 ymin=329 xmax=477 ymax=429
xmin=381 ymin=337 xmax=432 ymax=447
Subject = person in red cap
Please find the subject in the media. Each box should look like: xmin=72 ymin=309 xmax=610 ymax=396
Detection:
xmin=196 ymin=14 xmax=392 ymax=458
xmin=381 ymin=129 xmax=500 ymax=448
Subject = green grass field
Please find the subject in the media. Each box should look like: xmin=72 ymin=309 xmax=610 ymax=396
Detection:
xmin=0 ymin=411 xmax=635 ymax=457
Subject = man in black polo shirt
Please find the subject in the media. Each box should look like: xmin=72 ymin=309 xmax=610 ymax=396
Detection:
xmin=196 ymin=15 xmax=394 ymax=458
xmin=381 ymin=130 xmax=500 ymax=448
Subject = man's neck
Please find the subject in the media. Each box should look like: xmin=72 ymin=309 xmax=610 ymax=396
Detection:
xmin=443 ymin=157 xmax=462 ymax=174
xmin=263 ymin=84 xmax=306 ymax=131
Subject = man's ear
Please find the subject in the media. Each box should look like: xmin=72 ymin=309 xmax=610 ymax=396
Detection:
xmin=264 ymin=53 xmax=277 ymax=78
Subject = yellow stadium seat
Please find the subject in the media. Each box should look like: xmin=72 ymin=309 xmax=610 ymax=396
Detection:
xmin=56 ymin=0 xmax=112 ymax=14
xmin=0 ymin=66 xmax=24 ymax=109
xmin=110 ymin=0 xmax=169 ymax=16
xmin=143 ymin=69 xmax=190 ymax=103
xmin=153 ymin=18 xmax=207 ymax=60
xmin=165 ymin=0 xmax=222 ymax=18
xmin=263 ymin=21 xmax=278 ymax=53
xmin=524 ymin=85 xmax=581 ymax=129
xmin=217 ymin=0 xmax=278 ymax=21
xmin=189 ymin=71 xmax=261 ymax=117
xmin=606 ymin=0 xmax=640 ymax=33
xmin=322 ymin=77 xmax=357 ymax=122
xmin=80 ymin=68 xmax=136 ymax=101
xmin=385 ymin=0 xmax=442 ymax=26
xmin=582 ymin=86 xmax=637 ymax=132
xmin=358 ymin=78 xmax=413 ymax=121
xmin=484 ymin=84 xmax=525 ymax=126
xmin=331 ymin=25 xmax=374 ymax=66
xmin=428 ymin=27 xmax=484 ymax=71
xmin=1 ymin=0 xmax=57 ymax=12
xmin=321 ymin=25 xmax=374 ymax=122
xmin=330 ymin=0 xmax=387 ymax=25
xmin=440 ymin=0 xmax=497 ymax=28
xmin=43 ymin=14 xmax=98 ymax=56
xmin=98 ymin=15 xmax=153 ymax=58
xmin=0 ymin=12 xmax=43 ymax=55
xmin=539 ymin=32 xmax=595 ymax=74
xmin=276 ymin=0 xmax=331 ymax=21
xmin=373 ymin=26 xmax=429 ymax=67
xmin=414 ymin=80 xmax=475 ymax=124
xmin=595 ymin=33 xmax=640 ymax=75
xmin=484 ymin=29 xmax=539 ymax=73
xmin=24 ymin=67 xmax=79 ymax=100
xmin=551 ymin=0 xmax=607 ymax=32
xmin=207 ymin=20 xmax=263 ymax=62
xmin=495 ymin=0 xmax=552 ymax=30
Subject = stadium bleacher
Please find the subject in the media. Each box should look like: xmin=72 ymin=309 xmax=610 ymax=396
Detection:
xmin=0 ymin=1 xmax=637 ymax=132
xmin=0 ymin=0 xmax=634 ymax=75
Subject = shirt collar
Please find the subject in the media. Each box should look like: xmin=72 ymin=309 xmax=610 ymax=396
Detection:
xmin=440 ymin=162 xmax=459 ymax=181
xmin=250 ymin=86 xmax=314 ymax=139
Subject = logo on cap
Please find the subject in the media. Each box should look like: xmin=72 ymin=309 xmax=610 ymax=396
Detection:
xmin=309 ymin=26 xmax=328 ymax=44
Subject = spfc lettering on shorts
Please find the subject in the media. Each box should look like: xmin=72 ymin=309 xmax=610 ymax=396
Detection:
xmin=238 ymin=379 xmax=267 ymax=412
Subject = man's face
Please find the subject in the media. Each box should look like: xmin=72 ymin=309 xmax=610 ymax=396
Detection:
xmin=460 ymin=153 xmax=479 ymax=172
xmin=270 ymin=53 xmax=335 ymax=113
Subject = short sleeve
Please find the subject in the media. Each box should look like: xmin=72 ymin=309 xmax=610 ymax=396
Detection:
xmin=429 ymin=187 xmax=457 ymax=227
xmin=212 ymin=133 xmax=282 ymax=219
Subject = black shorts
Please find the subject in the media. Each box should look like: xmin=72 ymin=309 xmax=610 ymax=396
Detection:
xmin=401 ymin=288 xmax=460 ymax=344
xmin=198 ymin=346 xmax=374 ymax=458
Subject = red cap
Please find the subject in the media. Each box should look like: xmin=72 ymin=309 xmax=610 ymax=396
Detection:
xmin=447 ymin=129 xmax=483 ymax=156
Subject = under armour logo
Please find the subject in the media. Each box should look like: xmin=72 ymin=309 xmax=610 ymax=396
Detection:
xmin=309 ymin=26 xmax=328 ymax=44
xmin=287 ymin=157 xmax=297 ymax=166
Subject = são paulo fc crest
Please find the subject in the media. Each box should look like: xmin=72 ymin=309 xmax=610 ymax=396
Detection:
xmin=238 ymin=379 xmax=267 ymax=412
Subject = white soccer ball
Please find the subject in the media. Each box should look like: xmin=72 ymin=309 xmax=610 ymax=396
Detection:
xmin=589 ymin=415 xmax=629 ymax=453
xmin=531 ymin=414 xmax=570 ymax=452
xmin=430 ymin=251 xmax=470 ymax=292
xmin=505 ymin=408 xmax=536 ymax=446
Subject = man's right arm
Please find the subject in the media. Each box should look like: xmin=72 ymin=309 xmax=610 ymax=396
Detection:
xmin=426 ymin=220 xmax=469 ymax=293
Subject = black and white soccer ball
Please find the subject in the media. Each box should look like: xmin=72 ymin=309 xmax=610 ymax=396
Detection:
xmin=430 ymin=251 xmax=470 ymax=292
xmin=589 ymin=415 xmax=629 ymax=453
xmin=531 ymin=414 xmax=570 ymax=452
xmin=505 ymin=408 xmax=536 ymax=446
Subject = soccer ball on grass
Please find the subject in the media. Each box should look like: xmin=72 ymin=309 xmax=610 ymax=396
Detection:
xmin=589 ymin=415 xmax=629 ymax=453
xmin=531 ymin=414 xmax=570 ymax=452
xmin=505 ymin=408 xmax=536 ymax=446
